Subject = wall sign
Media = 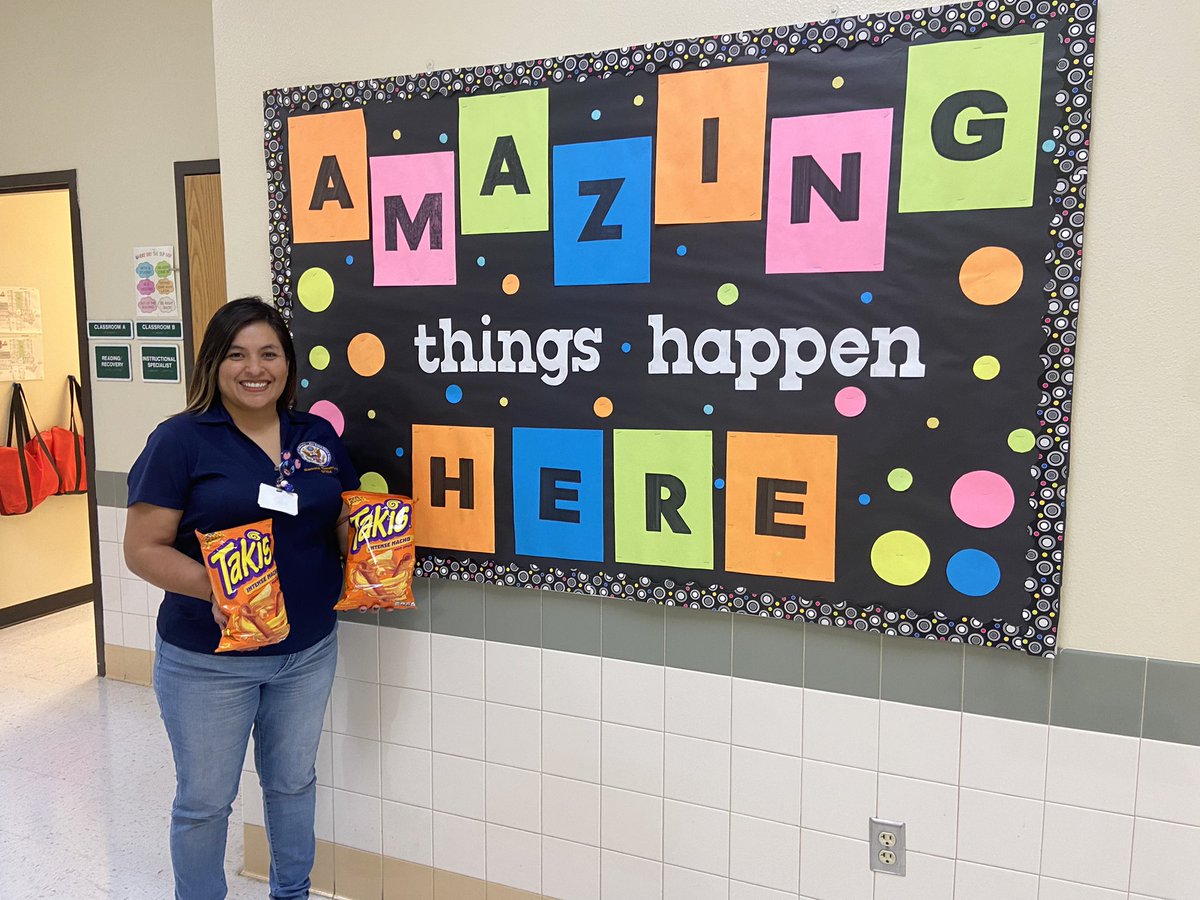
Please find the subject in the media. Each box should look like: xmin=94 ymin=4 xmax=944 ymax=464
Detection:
xmin=265 ymin=0 xmax=1096 ymax=656
xmin=139 ymin=345 xmax=180 ymax=383
xmin=94 ymin=345 xmax=132 ymax=382
xmin=88 ymin=321 xmax=134 ymax=340
xmin=135 ymin=320 xmax=183 ymax=340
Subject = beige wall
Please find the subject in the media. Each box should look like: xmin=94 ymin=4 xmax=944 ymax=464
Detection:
xmin=0 ymin=190 xmax=92 ymax=607
xmin=208 ymin=0 xmax=1195 ymax=664
xmin=0 ymin=0 xmax=220 ymax=474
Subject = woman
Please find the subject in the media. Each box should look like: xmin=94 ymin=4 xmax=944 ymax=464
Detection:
xmin=125 ymin=297 xmax=357 ymax=900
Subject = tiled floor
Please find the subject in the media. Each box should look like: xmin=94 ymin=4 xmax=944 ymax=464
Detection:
xmin=0 ymin=603 xmax=263 ymax=899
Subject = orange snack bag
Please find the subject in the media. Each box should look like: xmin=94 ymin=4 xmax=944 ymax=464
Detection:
xmin=335 ymin=491 xmax=417 ymax=611
xmin=196 ymin=518 xmax=290 ymax=652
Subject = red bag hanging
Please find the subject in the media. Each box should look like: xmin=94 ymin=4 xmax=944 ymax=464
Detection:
xmin=48 ymin=375 xmax=88 ymax=494
xmin=0 ymin=382 xmax=60 ymax=515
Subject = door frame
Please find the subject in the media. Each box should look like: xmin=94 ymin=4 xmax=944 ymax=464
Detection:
xmin=0 ymin=170 xmax=103 ymax=674
xmin=174 ymin=159 xmax=221 ymax=382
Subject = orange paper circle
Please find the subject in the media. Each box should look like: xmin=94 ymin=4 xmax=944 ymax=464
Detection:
xmin=502 ymin=274 xmax=520 ymax=295
xmin=959 ymin=247 xmax=1023 ymax=306
xmin=347 ymin=333 xmax=385 ymax=377
xmin=593 ymin=396 xmax=613 ymax=418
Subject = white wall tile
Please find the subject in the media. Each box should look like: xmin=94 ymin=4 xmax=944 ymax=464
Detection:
xmin=543 ymin=836 xmax=600 ymax=900
xmin=960 ymin=713 xmax=1048 ymax=799
xmin=378 ymin=627 xmax=430 ymax=690
xmin=663 ymin=799 xmax=729 ymax=877
xmin=486 ymin=762 xmax=540 ymax=832
xmin=331 ymin=675 xmax=380 ymax=740
xmin=331 ymin=732 xmax=381 ymax=797
xmin=954 ymin=861 xmax=1038 ymax=900
xmin=115 ymin=506 xmax=127 ymax=536
xmin=876 ymin=773 xmax=958 ymax=858
xmin=1040 ymin=803 xmax=1134 ymax=892
xmin=879 ymin=700 xmax=960 ymax=785
xmin=487 ymin=822 xmax=541 ymax=894
xmin=803 ymin=689 xmax=878 ymax=771
xmin=101 ymin=575 xmax=121 ymax=613
xmin=800 ymin=759 xmax=876 ymax=840
xmin=1039 ymin=877 xmax=1127 ymax=900
xmin=543 ymin=774 xmax=600 ymax=846
xmin=957 ymin=788 xmax=1044 ymax=873
xmin=664 ymin=733 xmax=730 ymax=810
xmin=430 ymin=633 xmax=484 ymax=699
xmin=119 ymin=577 xmax=148 ymax=615
xmin=121 ymin=613 xmax=149 ymax=650
xmin=544 ymin=711 xmax=601 ymax=782
xmin=431 ymin=752 xmax=485 ymax=819
xmin=336 ymin=620 xmax=378 ymax=683
xmin=146 ymin=615 xmax=158 ymax=649
xmin=381 ymin=742 xmax=430 ymax=807
xmin=102 ymin=609 xmax=122 ymax=645
xmin=382 ymin=800 xmax=432 ymax=866
xmin=1045 ymin=726 xmax=1139 ymax=814
xmin=485 ymin=640 xmax=540 ymax=709
xmin=1129 ymin=817 xmax=1200 ymax=899
xmin=544 ymin=648 xmax=601 ymax=719
xmin=332 ymin=788 xmax=381 ymax=854
xmin=665 ymin=667 xmax=732 ymax=743
xmin=664 ymin=864 xmax=729 ymax=900
xmin=96 ymin=505 xmax=118 ymax=542
xmin=1136 ymin=738 xmax=1200 ymax=826
xmin=118 ymin=544 xmax=135 ymax=579
xmin=486 ymin=701 xmax=541 ymax=770
xmin=379 ymin=685 xmax=431 ymax=749
xmin=603 ymin=722 xmax=664 ymax=796
xmin=433 ymin=810 xmax=486 ymax=879
xmin=732 ymin=678 xmax=803 ymax=757
xmin=431 ymin=693 xmax=484 ymax=759
xmin=240 ymin=771 xmax=264 ymax=826
xmin=729 ymin=814 xmax=800 ymax=893
xmin=99 ymin=540 xmax=119 ymax=577
xmin=601 ymin=849 xmax=662 ymax=900
xmin=601 ymin=786 xmax=663 ymax=861
xmin=602 ymin=658 xmax=664 ymax=730
xmin=873 ymin=850 xmax=954 ymax=900
xmin=798 ymin=829 xmax=871 ymax=900
xmin=315 ymin=785 xmax=334 ymax=842
xmin=729 ymin=881 xmax=797 ymax=900
xmin=731 ymin=746 xmax=802 ymax=826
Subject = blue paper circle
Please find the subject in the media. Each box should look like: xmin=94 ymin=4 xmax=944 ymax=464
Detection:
xmin=860 ymin=291 xmax=873 ymax=304
xmin=621 ymin=342 xmax=631 ymax=353
xmin=676 ymin=245 xmax=687 ymax=256
xmin=946 ymin=549 xmax=1001 ymax=597
xmin=714 ymin=478 xmax=725 ymax=489
xmin=445 ymin=384 xmax=463 ymax=404
xmin=858 ymin=493 xmax=871 ymax=505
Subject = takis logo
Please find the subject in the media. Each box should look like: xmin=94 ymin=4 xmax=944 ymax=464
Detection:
xmin=349 ymin=500 xmax=412 ymax=553
xmin=208 ymin=530 xmax=274 ymax=598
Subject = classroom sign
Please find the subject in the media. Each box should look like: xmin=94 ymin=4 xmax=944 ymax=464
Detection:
xmin=265 ymin=0 xmax=1096 ymax=656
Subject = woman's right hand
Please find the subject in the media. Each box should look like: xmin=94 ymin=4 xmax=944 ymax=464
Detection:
xmin=210 ymin=591 xmax=228 ymax=629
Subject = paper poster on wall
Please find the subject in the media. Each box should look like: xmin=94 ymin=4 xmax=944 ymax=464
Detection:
xmin=0 ymin=334 xmax=45 ymax=381
xmin=265 ymin=0 xmax=1096 ymax=657
xmin=133 ymin=247 xmax=178 ymax=317
xmin=0 ymin=287 xmax=42 ymax=334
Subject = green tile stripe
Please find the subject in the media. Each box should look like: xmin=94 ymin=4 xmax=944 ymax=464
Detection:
xmin=95 ymin=470 xmax=128 ymax=507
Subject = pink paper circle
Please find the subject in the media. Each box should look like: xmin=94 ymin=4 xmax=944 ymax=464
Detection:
xmin=950 ymin=470 xmax=1015 ymax=528
xmin=308 ymin=399 xmax=345 ymax=436
xmin=834 ymin=386 xmax=867 ymax=417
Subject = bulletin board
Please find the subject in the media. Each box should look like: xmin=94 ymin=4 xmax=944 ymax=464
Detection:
xmin=264 ymin=0 xmax=1095 ymax=656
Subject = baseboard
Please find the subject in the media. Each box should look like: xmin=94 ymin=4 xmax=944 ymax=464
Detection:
xmin=0 ymin=584 xmax=93 ymax=629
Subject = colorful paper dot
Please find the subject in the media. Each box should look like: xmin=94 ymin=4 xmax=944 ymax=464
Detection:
xmin=703 ymin=404 xmax=714 ymax=415
xmin=502 ymin=274 xmax=520 ymax=295
xmin=438 ymin=133 xmax=448 ymax=143
xmin=832 ymin=76 xmax=845 ymax=89
xmin=887 ymin=468 xmax=913 ymax=491
xmin=591 ymin=109 xmax=602 ymax=120
xmin=676 ymin=245 xmax=687 ymax=256
xmin=347 ymin=333 xmax=386 ymax=377
xmin=633 ymin=95 xmax=644 ymax=106
xmin=392 ymin=129 xmax=402 ymax=140
xmin=1042 ymin=139 xmax=1056 ymax=152
xmin=621 ymin=342 xmax=631 ymax=353
xmin=445 ymin=384 xmax=463 ymax=404
xmin=309 ymin=346 xmax=330 ymax=370
xmin=308 ymin=400 xmax=344 ymax=436
xmin=593 ymin=396 xmax=613 ymax=418
xmin=367 ymin=409 xmax=376 ymax=419
xmin=860 ymin=291 xmax=873 ymax=304
xmin=950 ymin=470 xmax=1015 ymax=528
xmin=499 ymin=396 xmax=509 ymax=407
xmin=871 ymin=530 xmax=931 ymax=586
xmin=858 ymin=493 xmax=871 ymax=505
xmin=973 ymin=355 xmax=1001 ymax=380
xmin=476 ymin=256 xmax=486 ymax=267
xmin=946 ymin=549 xmax=1001 ymax=597
xmin=927 ymin=417 xmax=940 ymax=429
xmin=716 ymin=283 xmax=739 ymax=305
xmin=300 ymin=378 xmax=309 ymax=389
xmin=960 ymin=246 xmax=1023 ymax=305
xmin=834 ymin=386 xmax=867 ymax=417
xmin=345 ymin=255 xmax=354 ymax=265
xmin=359 ymin=471 xmax=389 ymax=493
xmin=395 ymin=447 xmax=405 ymax=457
xmin=1008 ymin=428 xmax=1035 ymax=452
xmin=714 ymin=478 xmax=725 ymax=489
xmin=297 ymin=267 xmax=334 ymax=313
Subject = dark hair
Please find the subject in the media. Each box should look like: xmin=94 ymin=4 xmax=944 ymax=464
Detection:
xmin=182 ymin=297 xmax=298 ymax=414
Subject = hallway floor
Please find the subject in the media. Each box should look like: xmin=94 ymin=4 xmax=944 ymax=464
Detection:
xmin=0 ymin=604 xmax=264 ymax=899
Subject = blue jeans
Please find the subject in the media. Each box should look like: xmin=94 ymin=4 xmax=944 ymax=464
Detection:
xmin=154 ymin=628 xmax=338 ymax=900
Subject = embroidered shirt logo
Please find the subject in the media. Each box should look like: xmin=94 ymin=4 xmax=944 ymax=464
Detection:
xmin=297 ymin=441 xmax=332 ymax=468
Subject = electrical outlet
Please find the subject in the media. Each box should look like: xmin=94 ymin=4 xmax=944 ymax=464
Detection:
xmin=869 ymin=818 xmax=906 ymax=876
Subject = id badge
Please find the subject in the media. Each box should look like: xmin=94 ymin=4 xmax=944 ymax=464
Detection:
xmin=258 ymin=483 xmax=299 ymax=516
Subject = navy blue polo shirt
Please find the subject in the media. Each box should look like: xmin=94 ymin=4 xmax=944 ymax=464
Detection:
xmin=128 ymin=402 xmax=358 ymax=655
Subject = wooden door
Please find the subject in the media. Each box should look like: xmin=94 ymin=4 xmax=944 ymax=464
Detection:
xmin=181 ymin=169 xmax=227 ymax=363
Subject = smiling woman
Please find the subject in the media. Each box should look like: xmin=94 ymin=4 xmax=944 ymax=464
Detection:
xmin=121 ymin=296 xmax=359 ymax=899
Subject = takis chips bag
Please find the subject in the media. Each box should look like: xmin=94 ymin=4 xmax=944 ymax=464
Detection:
xmin=335 ymin=491 xmax=417 ymax=611
xmin=196 ymin=518 xmax=290 ymax=652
